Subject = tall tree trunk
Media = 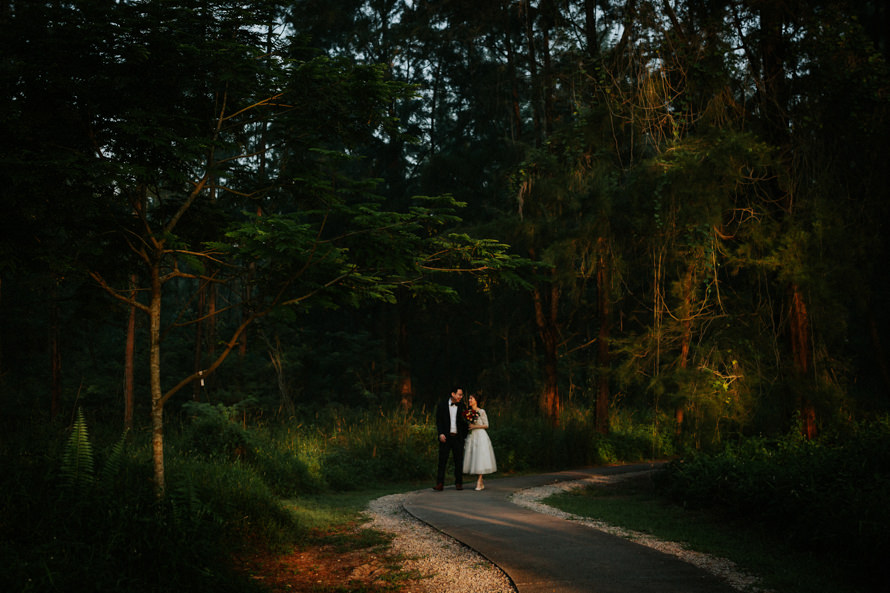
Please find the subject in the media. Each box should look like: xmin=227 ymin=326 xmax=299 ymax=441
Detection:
xmin=504 ymin=3 xmax=523 ymax=142
xmin=789 ymin=283 xmax=816 ymax=439
xmin=532 ymin=272 xmax=560 ymax=423
xmin=396 ymin=295 xmax=413 ymax=410
xmin=206 ymin=280 xmax=217 ymax=391
xmin=193 ymin=281 xmax=205 ymax=400
xmin=192 ymin=278 xmax=217 ymax=399
xmin=522 ymin=0 xmax=544 ymax=147
xmin=240 ymin=204 xmax=263 ymax=362
xmin=594 ymin=237 xmax=611 ymax=434
xmin=124 ymin=273 xmax=137 ymax=430
xmin=757 ymin=0 xmax=817 ymax=438
xmin=149 ymin=256 xmax=165 ymax=497
xmin=541 ymin=1 xmax=555 ymax=137
xmin=676 ymin=261 xmax=697 ymax=433
xmin=584 ymin=0 xmax=598 ymax=58
xmin=262 ymin=331 xmax=294 ymax=416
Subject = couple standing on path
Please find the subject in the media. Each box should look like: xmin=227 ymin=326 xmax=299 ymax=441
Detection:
xmin=434 ymin=388 xmax=497 ymax=491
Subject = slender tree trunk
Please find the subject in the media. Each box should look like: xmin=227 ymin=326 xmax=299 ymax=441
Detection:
xmin=789 ymin=283 xmax=816 ymax=439
xmin=756 ymin=1 xmax=818 ymax=439
xmin=240 ymin=205 xmax=263 ymax=362
xmin=584 ymin=0 xmax=598 ymax=58
xmin=149 ymin=257 xmax=165 ymax=497
xmin=541 ymin=2 xmax=554 ymax=137
xmin=124 ymin=273 xmax=137 ymax=430
xmin=504 ymin=3 xmax=522 ymax=142
xmin=193 ymin=281 xmax=205 ymax=400
xmin=594 ymin=237 xmax=611 ymax=434
xmin=206 ymin=280 xmax=217 ymax=391
xmin=652 ymin=245 xmax=666 ymax=427
xmin=532 ymin=272 xmax=560 ymax=423
xmin=262 ymin=331 xmax=293 ymax=416
xmin=522 ymin=0 xmax=543 ymax=147
xmin=396 ymin=295 xmax=413 ymax=410
xmin=676 ymin=261 xmax=697 ymax=433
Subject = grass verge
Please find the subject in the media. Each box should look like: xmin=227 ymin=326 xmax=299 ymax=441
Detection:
xmin=233 ymin=482 xmax=432 ymax=593
xmin=542 ymin=472 xmax=870 ymax=593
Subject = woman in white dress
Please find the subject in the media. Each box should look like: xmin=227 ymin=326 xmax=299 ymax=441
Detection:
xmin=463 ymin=394 xmax=497 ymax=490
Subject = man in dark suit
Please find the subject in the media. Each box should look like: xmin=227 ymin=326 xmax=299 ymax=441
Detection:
xmin=433 ymin=388 xmax=469 ymax=490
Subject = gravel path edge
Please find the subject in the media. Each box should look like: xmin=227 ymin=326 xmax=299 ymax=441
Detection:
xmin=364 ymin=470 xmax=772 ymax=593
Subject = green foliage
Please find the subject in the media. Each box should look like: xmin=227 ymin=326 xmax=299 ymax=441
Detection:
xmin=2 ymin=417 xmax=270 ymax=593
xmin=485 ymin=401 xmax=669 ymax=472
xmin=545 ymin=473 xmax=863 ymax=593
xmin=180 ymin=400 xmax=259 ymax=460
xmin=61 ymin=407 xmax=95 ymax=491
xmin=15 ymin=398 xmax=890 ymax=592
xmin=657 ymin=420 xmax=890 ymax=590
xmin=309 ymin=409 xmax=437 ymax=491
xmin=179 ymin=400 xmax=323 ymax=496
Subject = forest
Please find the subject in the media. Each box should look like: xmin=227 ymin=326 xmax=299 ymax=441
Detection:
xmin=1 ymin=1 xmax=890 ymax=592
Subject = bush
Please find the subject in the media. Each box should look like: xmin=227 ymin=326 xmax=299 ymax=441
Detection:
xmin=0 ymin=421 xmax=267 ymax=593
xmin=316 ymin=411 xmax=436 ymax=490
xmin=657 ymin=420 xmax=890 ymax=590
xmin=180 ymin=401 xmax=259 ymax=461
xmin=1 ymin=398 xmax=684 ymax=592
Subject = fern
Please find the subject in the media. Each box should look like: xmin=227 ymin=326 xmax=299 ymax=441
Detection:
xmin=99 ymin=428 xmax=129 ymax=487
xmin=168 ymin=478 xmax=212 ymax=530
xmin=61 ymin=407 xmax=95 ymax=491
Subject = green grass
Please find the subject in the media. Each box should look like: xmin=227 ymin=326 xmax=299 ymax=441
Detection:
xmin=543 ymin=472 xmax=871 ymax=593
xmin=283 ymin=481 xmax=428 ymax=539
xmin=277 ymin=483 xmax=434 ymax=591
xmin=8 ymin=404 xmax=884 ymax=593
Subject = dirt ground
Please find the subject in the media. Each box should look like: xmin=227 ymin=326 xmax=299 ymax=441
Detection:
xmin=233 ymin=526 xmax=429 ymax=593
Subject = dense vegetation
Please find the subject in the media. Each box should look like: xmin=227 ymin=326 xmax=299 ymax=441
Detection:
xmin=657 ymin=422 xmax=890 ymax=591
xmin=546 ymin=423 xmax=890 ymax=593
xmin=1 ymin=402 xmax=661 ymax=592
xmin=2 ymin=0 xmax=890 ymax=591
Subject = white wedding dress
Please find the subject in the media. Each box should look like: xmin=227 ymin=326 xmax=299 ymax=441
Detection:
xmin=463 ymin=409 xmax=497 ymax=475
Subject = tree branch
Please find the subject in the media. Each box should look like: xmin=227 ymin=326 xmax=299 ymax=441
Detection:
xmin=90 ymin=272 xmax=150 ymax=313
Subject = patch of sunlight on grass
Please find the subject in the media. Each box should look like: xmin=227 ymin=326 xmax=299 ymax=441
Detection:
xmin=282 ymin=481 xmax=430 ymax=532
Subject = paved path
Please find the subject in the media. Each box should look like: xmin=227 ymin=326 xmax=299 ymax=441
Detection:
xmin=402 ymin=464 xmax=740 ymax=593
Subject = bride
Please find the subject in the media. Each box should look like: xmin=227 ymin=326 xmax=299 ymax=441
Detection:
xmin=463 ymin=394 xmax=497 ymax=490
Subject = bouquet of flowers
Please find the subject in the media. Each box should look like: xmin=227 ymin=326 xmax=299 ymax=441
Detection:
xmin=463 ymin=408 xmax=480 ymax=424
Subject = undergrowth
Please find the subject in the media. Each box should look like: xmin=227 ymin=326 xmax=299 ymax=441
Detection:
xmin=0 ymin=399 xmax=726 ymax=592
xmin=656 ymin=419 xmax=890 ymax=592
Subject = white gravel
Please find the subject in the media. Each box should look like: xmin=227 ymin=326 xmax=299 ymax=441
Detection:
xmin=365 ymin=492 xmax=515 ymax=592
xmin=364 ymin=470 xmax=771 ymax=593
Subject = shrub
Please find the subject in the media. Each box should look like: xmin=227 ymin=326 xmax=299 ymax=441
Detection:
xmin=0 ymin=417 xmax=266 ymax=593
xmin=180 ymin=400 xmax=259 ymax=461
xmin=657 ymin=420 xmax=890 ymax=589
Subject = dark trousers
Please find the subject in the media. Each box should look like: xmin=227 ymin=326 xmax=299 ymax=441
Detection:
xmin=437 ymin=433 xmax=464 ymax=485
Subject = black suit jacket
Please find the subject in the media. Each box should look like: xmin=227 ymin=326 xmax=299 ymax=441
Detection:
xmin=436 ymin=399 xmax=469 ymax=439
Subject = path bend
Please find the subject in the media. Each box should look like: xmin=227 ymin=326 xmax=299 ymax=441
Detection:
xmin=402 ymin=464 xmax=742 ymax=593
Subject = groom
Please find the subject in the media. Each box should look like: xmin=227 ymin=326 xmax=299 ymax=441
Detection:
xmin=433 ymin=388 xmax=469 ymax=490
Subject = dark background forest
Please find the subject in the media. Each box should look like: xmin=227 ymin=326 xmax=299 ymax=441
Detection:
xmin=4 ymin=0 xmax=890 ymax=445
xmin=3 ymin=1 xmax=890 ymax=592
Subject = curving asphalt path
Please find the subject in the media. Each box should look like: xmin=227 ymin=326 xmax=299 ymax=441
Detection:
xmin=402 ymin=464 xmax=740 ymax=593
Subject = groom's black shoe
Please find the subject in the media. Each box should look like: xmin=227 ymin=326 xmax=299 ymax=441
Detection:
xmin=455 ymin=484 xmax=463 ymax=490
xmin=433 ymin=483 xmax=444 ymax=491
